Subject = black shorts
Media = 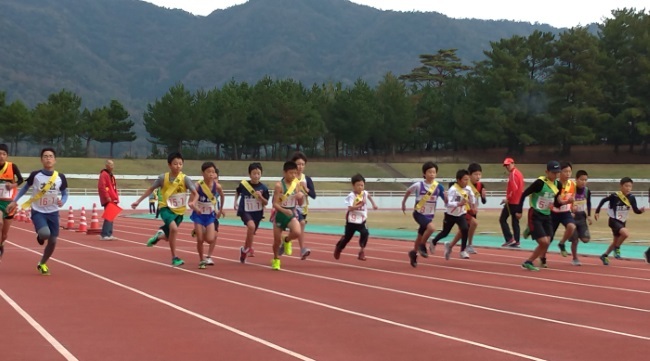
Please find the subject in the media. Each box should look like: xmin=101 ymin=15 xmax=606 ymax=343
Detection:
xmin=412 ymin=211 xmax=434 ymax=235
xmin=240 ymin=212 xmax=263 ymax=230
xmin=608 ymin=218 xmax=626 ymax=237
xmin=528 ymin=209 xmax=553 ymax=240
xmin=571 ymin=213 xmax=590 ymax=242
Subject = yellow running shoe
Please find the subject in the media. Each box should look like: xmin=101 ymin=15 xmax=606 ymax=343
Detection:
xmin=283 ymin=236 xmax=293 ymax=256
xmin=37 ymin=263 xmax=50 ymax=275
xmin=271 ymin=258 xmax=281 ymax=270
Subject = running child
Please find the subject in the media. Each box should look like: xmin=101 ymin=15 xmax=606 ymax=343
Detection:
xmin=271 ymin=161 xmax=304 ymax=271
xmin=0 ymin=144 xmax=24 ymax=260
xmin=234 ymin=162 xmax=269 ymax=263
xmin=431 ymin=169 xmax=475 ymax=260
xmin=190 ymin=162 xmax=224 ymax=269
xmin=446 ymin=163 xmax=486 ymax=255
xmin=333 ymin=173 xmax=378 ymax=261
xmin=131 ymin=152 xmax=198 ymax=267
xmin=7 ymin=148 xmax=68 ymax=275
xmin=594 ymin=177 xmax=645 ymax=265
xmin=541 ymin=161 xmax=576 ymax=268
xmin=517 ymin=161 xmax=569 ymax=271
xmin=563 ymin=170 xmax=592 ymax=266
xmin=282 ymin=152 xmax=315 ymax=260
xmin=401 ymin=161 xmax=446 ymax=268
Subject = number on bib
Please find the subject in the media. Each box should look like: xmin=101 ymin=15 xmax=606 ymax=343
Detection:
xmin=39 ymin=195 xmax=57 ymax=206
xmin=167 ymin=194 xmax=187 ymax=208
xmin=347 ymin=212 xmax=364 ymax=224
xmin=245 ymin=198 xmax=262 ymax=212
xmin=0 ymin=187 xmax=11 ymax=199
xmin=419 ymin=204 xmax=435 ymax=215
xmin=197 ymin=201 xmax=214 ymax=215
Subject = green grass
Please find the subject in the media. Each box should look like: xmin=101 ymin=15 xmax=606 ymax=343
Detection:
xmin=8 ymin=157 xmax=650 ymax=191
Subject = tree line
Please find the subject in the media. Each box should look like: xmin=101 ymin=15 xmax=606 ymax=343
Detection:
xmin=1 ymin=9 xmax=647 ymax=159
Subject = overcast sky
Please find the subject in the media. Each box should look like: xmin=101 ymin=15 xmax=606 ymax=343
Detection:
xmin=142 ymin=0 xmax=648 ymax=28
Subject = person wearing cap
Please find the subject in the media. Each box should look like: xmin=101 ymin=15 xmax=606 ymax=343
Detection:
xmin=517 ymin=161 xmax=570 ymax=271
xmin=500 ymin=157 xmax=524 ymax=247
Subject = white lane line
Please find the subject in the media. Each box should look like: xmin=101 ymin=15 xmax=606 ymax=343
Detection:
xmin=0 ymin=289 xmax=80 ymax=361
xmin=8 ymin=242 xmax=315 ymax=361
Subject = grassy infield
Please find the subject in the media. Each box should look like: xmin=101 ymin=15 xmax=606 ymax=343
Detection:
xmin=9 ymin=156 xmax=650 ymax=244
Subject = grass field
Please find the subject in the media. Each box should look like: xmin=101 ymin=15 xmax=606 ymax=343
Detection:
xmin=7 ymin=156 xmax=650 ymax=192
xmin=304 ymin=209 xmax=650 ymax=246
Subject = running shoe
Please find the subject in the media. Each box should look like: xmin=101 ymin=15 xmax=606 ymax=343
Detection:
xmin=171 ymin=257 xmax=185 ymax=267
xmin=418 ymin=243 xmax=429 ymax=258
xmin=248 ymin=248 xmax=255 ymax=257
xmin=333 ymin=246 xmax=342 ymax=260
xmin=571 ymin=259 xmax=581 ymax=266
xmin=408 ymin=250 xmax=418 ymax=268
xmin=600 ymin=255 xmax=609 ymax=266
xmin=509 ymin=242 xmax=521 ymax=248
xmin=444 ymin=242 xmax=452 ymax=260
xmin=300 ymin=248 xmax=311 ymax=260
xmin=198 ymin=260 xmax=207 ymax=269
xmin=502 ymin=239 xmax=517 ymax=247
xmin=147 ymin=230 xmax=163 ymax=247
xmin=521 ymin=261 xmax=539 ymax=271
xmin=428 ymin=241 xmax=436 ymax=255
xmin=240 ymin=247 xmax=248 ymax=263
xmin=204 ymin=256 xmax=215 ymax=266
xmin=37 ymin=263 xmax=50 ymax=275
xmin=539 ymin=259 xmax=548 ymax=268
xmin=466 ymin=245 xmax=477 ymax=254
xmin=271 ymin=258 xmax=281 ymax=270
xmin=558 ymin=243 xmax=568 ymax=257
xmin=614 ymin=248 xmax=621 ymax=259
xmin=283 ymin=237 xmax=293 ymax=256
xmin=459 ymin=251 xmax=470 ymax=259
xmin=357 ymin=250 xmax=366 ymax=261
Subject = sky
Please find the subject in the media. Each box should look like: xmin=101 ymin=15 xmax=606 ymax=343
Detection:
xmin=142 ymin=0 xmax=649 ymax=28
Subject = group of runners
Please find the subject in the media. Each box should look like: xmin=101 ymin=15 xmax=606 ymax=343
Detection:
xmin=1 ymin=147 xmax=649 ymax=274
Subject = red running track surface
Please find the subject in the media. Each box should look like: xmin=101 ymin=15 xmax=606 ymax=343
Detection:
xmin=1 ymin=216 xmax=649 ymax=361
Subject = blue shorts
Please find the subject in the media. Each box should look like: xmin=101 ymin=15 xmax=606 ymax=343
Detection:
xmin=31 ymin=210 xmax=60 ymax=238
xmin=190 ymin=212 xmax=217 ymax=228
xmin=412 ymin=211 xmax=434 ymax=235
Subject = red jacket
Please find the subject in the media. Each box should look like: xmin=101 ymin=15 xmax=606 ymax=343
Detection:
xmin=98 ymin=169 xmax=119 ymax=206
xmin=506 ymin=168 xmax=524 ymax=204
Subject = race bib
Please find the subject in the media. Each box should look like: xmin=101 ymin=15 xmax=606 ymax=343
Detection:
xmin=244 ymin=198 xmax=263 ymax=212
xmin=617 ymin=208 xmax=629 ymax=221
xmin=574 ymin=200 xmax=587 ymax=213
xmin=0 ymin=184 xmax=12 ymax=199
xmin=167 ymin=193 xmax=187 ymax=208
xmin=197 ymin=201 xmax=214 ymax=215
xmin=281 ymin=197 xmax=296 ymax=208
xmin=38 ymin=193 xmax=58 ymax=207
xmin=418 ymin=204 xmax=436 ymax=215
xmin=536 ymin=196 xmax=554 ymax=210
xmin=347 ymin=211 xmax=365 ymax=224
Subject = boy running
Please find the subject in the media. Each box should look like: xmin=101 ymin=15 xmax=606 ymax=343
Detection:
xmin=271 ymin=161 xmax=304 ymax=270
xmin=7 ymin=148 xmax=68 ymax=275
xmin=234 ymin=162 xmax=269 ymax=263
xmin=282 ymin=152 xmax=315 ymax=260
xmin=402 ymin=161 xmax=446 ymax=268
xmin=333 ymin=174 xmax=378 ymax=261
xmin=446 ymin=163 xmax=486 ymax=255
xmin=131 ymin=152 xmax=198 ymax=267
xmin=518 ymin=161 xmax=569 ymax=271
xmin=541 ymin=161 xmax=576 ymax=268
xmin=431 ymin=169 xmax=476 ymax=260
xmin=564 ymin=170 xmax=592 ymax=266
xmin=190 ymin=162 xmax=224 ymax=269
xmin=0 ymin=144 xmax=24 ymax=260
xmin=594 ymin=177 xmax=645 ymax=265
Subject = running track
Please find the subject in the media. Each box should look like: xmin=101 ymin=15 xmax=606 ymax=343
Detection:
xmin=1 ymin=215 xmax=649 ymax=361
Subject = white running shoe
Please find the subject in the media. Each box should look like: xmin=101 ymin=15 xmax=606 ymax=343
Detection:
xmin=428 ymin=241 xmax=436 ymax=255
xmin=571 ymin=259 xmax=581 ymax=266
xmin=460 ymin=251 xmax=470 ymax=259
xmin=444 ymin=242 xmax=452 ymax=260
xmin=204 ymin=257 xmax=215 ymax=266
xmin=466 ymin=245 xmax=477 ymax=254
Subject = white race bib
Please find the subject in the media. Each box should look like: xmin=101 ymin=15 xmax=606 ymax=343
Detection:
xmin=418 ymin=204 xmax=436 ymax=215
xmin=244 ymin=198 xmax=263 ymax=212
xmin=167 ymin=193 xmax=187 ymax=209
xmin=197 ymin=201 xmax=214 ymax=215
xmin=281 ymin=197 xmax=296 ymax=208
xmin=617 ymin=208 xmax=629 ymax=222
xmin=347 ymin=211 xmax=365 ymax=224
xmin=536 ymin=195 xmax=554 ymax=210
xmin=0 ymin=185 xmax=12 ymax=199
xmin=574 ymin=200 xmax=586 ymax=213
xmin=38 ymin=193 xmax=58 ymax=207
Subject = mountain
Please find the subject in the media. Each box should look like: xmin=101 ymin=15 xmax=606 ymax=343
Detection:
xmin=0 ymin=0 xmax=558 ymax=110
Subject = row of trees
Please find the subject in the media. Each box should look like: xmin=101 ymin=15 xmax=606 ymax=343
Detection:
xmin=0 ymin=90 xmax=136 ymax=157
xmin=142 ymin=9 xmax=649 ymax=159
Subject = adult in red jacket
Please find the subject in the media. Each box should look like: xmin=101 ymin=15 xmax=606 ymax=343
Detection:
xmin=500 ymin=158 xmax=524 ymax=247
xmin=98 ymin=159 xmax=119 ymax=240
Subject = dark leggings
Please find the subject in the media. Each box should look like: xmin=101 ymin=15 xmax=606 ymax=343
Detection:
xmin=499 ymin=203 xmax=521 ymax=243
xmin=336 ymin=222 xmax=369 ymax=250
xmin=432 ymin=213 xmax=469 ymax=251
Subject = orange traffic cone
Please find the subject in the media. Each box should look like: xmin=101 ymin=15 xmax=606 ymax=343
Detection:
xmin=15 ymin=208 xmax=24 ymax=222
xmin=63 ymin=206 xmax=75 ymax=230
xmin=86 ymin=203 xmax=101 ymax=234
xmin=76 ymin=207 xmax=87 ymax=233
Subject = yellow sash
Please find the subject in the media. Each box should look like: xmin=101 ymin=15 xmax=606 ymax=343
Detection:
xmin=299 ymin=174 xmax=309 ymax=215
xmin=414 ymin=181 xmax=439 ymax=211
xmin=163 ymin=173 xmax=185 ymax=201
xmin=0 ymin=162 xmax=9 ymax=178
xmin=453 ymin=183 xmax=471 ymax=211
xmin=279 ymin=179 xmax=299 ymax=203
xmin=468 ymin=181 xmax=480 ymax=198
xmin=538 ymin=176 xmax=559 ymax=195
xmin=354 ymin=191 xmax=364 ymax=205
xmin=240 ymin=180 xmax=259 ymax=199
xmin=616 ymin=191 xmax=632 ymax=208
xmin=198 ymin=180 xmax=216 ymax=206
xmin=22 ymin=171 xmax=58 ymax=209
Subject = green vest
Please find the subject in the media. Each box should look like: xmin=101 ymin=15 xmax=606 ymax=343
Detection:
xmin=530 ymin=177 xmax=559 ymax=215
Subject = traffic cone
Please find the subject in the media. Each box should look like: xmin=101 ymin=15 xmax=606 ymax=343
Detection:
xmin=14 ymin=208 xmax=23 ymax=222
xmin=76 ymin=207 xmax=87 ymax=233
xmin=86 ymin=203 xmax=101 ymax=234
xmin=63 ymin=206 xmax=75 ymax=230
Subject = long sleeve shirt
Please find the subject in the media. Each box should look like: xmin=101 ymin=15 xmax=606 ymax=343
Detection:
xmin=506 ymin=168 xmax=524 ymax=205
xmin=595 ymin=192 xmax=643 ymax=223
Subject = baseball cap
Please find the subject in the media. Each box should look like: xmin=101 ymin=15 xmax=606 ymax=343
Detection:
xmin=547 ymin=161 xmax=561 ymax=173
xmin=503 ymin=157 xmax=514 ymax=166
